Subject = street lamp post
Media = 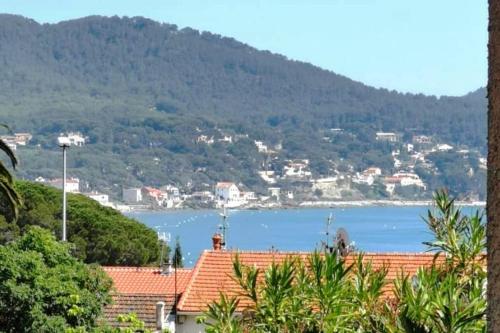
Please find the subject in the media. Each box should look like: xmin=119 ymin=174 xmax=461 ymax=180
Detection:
xmin=58 ymin=137 xmax=70 ymax=241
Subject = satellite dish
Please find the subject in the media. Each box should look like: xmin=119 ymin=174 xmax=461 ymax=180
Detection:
xmin=335 ymin=228 xmax=350 ymax=256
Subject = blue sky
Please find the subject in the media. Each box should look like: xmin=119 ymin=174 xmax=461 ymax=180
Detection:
xmin=0 ymin=0 xmax=487 ymax=96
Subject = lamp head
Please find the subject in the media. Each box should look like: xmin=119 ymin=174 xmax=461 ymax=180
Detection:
xmin=57 ymin=137 xmax=71 ymax=147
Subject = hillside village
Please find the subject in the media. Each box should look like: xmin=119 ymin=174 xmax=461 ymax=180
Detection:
xmin=13 ymin=128 xmax=486 ymax=211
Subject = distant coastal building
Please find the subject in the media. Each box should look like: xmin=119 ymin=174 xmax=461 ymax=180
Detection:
xmin=160 ymin=185 xmax=181 ymax=203
xmin=240 ymin=191 xmax=257 ymax=201
xmin=123 ymin=188 xmax=142 ymax=204
xmin=376 ymin=132 xmax=399 ymax=142
xmin=13 ymin=132 xmax=32 ymax=145
xmin=0 ymin=132 xmax=33 ymax=151
xmin=254 ymin=140 xmax=268 ymax=153
xmin=45 ymin=178 xmax=80 ymax=193
xmin=283 ymin=159 xmax=312 ymax=179
xmin=58 ymin=132 xmax=86 ymax=146
xmin=352 ymin=173 xmax=374 ymax=186
xmin=384 ymin=172 xmax=426 ymax=193
xmin=258 ymin=170 xmax=276 ymax=184
xmin=192 ymin=191 xmax=215 ymax=202
xmin=215 ymin=182 xmax=242 ymax=207
xmin=142 ymin=187 xmax=167 ymax=206
xmin=436 ymin=143 xmax=454 ymax=152
xmin=196 ymin=135 xmax=214 ymax=145
xmin=363 ymin=167 xmax=382 ymax=177
xmin=218 ymin=135 xmax=233 ymax=143
xmin=83 ymin=192 xmax=115 ymax=208
xmin=268 ymin=187 xmax=281 ymax=200
xmin=412 ymin=135 xmax=433 ymax=145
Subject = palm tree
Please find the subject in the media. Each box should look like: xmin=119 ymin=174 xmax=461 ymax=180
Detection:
xmin=0 ymin=126 xmax=21 ymax=222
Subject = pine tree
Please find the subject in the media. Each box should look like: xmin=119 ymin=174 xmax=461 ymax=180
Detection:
xmin=172 ymin=236 xmax=183 ymax=268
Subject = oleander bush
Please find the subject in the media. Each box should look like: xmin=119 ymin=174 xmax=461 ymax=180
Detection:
xmin=200 ymin=190 xmax=486 ymax=332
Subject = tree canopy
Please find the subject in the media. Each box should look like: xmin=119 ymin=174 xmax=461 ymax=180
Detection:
xmin=0 ymin=226 xmax=112 ymax=332
xmin=0 ymin=181 xmax=160 ymax=266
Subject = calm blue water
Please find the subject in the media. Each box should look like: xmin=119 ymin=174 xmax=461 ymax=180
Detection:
xmin=127 ymin=206 xmax=481 ymax=267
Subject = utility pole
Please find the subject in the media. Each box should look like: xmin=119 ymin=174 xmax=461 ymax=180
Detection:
xmin=219 ymin=206 xmax=228 ymax=249
xmin=58 ymin=137 xmax=70 ymax=241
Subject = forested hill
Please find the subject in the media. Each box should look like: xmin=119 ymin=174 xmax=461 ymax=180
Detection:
xmin=0 ymin=15 xmax=487 ymax=196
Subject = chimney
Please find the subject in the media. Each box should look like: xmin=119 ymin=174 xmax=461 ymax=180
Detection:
xmin=156 ymin=301 xmax=165 ymax=331
xmin=212 ymin=233 xmax=222 ymax=251
xmin=161 ymin=259 xmax=173 ymax=275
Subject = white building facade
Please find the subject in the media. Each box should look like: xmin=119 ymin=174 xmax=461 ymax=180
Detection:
xmin=123 ymin=188 xmax=143 ymax=204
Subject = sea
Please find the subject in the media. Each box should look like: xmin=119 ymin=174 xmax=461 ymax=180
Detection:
xmin=127 ymin=206 xmax=484 ymax=267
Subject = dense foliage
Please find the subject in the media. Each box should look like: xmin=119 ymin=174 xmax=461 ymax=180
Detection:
xmin=0 ymin=15 xmax=487 ymax=197
xmin=0 ymin=226 xmax=112 ymax=332
xmin=200 ymin=191 xmax=486 ymax=332
xmin=0 ymin=181 xmax=160 ymax=265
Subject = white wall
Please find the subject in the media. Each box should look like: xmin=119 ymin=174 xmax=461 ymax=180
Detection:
xmin=176 ymin=315 xmax=205 ymax=333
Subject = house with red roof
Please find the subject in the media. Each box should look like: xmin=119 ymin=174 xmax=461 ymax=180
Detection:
xmin=102 ymin=236 xmax=453 ymax=333
xmin=172 ymin=236 xmax=443 ymax=333
xmin=102 ymin=266 xmax=192 ymax=331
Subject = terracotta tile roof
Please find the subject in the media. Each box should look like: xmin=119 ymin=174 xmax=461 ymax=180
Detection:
xmin=176 ymin=251 xmax=446 ymax=313
xmin=102 ymin=267 xmax=192 ymax=329
xmin=345 ymin=253 xmax=445 ymax=296
xmin=103 ymin=293 xmax=174 ymax=329
xmin=216 ymin=182 xmax=236 ymax=189
xmin=103 ymin=266 xmax=192 ymax=295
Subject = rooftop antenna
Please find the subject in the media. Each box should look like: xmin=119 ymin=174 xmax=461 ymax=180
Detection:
xmin=218 ymin=206 xmax=228 ymax=249
xmin=326 ymin=212 xmax=333 ymax=249
xmin=158 ymin=232 xmax=171 ymax=269
xmin=322 ymin=212 xmax=336 ymax=253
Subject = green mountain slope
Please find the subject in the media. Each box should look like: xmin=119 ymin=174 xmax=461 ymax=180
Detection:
xmin=0 ymin=15 xmax=487 ymax=198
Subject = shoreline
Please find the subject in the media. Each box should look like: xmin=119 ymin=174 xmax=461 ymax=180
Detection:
xmin=122 ymin=199 xmax=486 ymax=213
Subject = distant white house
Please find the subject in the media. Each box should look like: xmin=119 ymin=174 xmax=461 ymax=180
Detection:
xmin=160 ymin=185 xmax=181 ymax=203
xmin=363 ymin=167 xmax=382 ymax=177
xmin=283 ymin=160 xmax=312 ymax=179
xmin=14 ymin=133 xmax=32 ymax=145
xmin=196 ymin=135 xmax=214 ymax=145
xmin=142 ymin=187 xmax=167 ymax=206
xmin=385 ymin=172 xmax=426 ymax=191
xmin=192 ymin=191 xmax=215 ymax=202
xmin=436 ymin=144 xmax=454 ymax=152
xmin=58 ymin=132 xmax=86 ymax=146
xmin=218 ymin=135 xmax=233 ymax=143
xmin=258 ymin=170 xmax=276 ymax=184
xmin=352 ymin=173 xmax=374 ymax=186
xmin=412 ymin=135 xmax=433 ymax=144
xmin=241 ymin=191 xmax=257 ymax=201
xmin=84 ymin=192 xmax=111 ymax=207
xmin=376 ymin=132 xmax=399 ymax=142
xmin=254 ymin=141 xmax=268 ymax=153
xmin=123 ymin=188 xmax=143 ymax=204
xmin=268 ymin=187 xmax=281 ymax=200
xmin=215 ymin=182 xmax=243 ymax=207
xmin=45 ymin=178 xmax=80 ymax=193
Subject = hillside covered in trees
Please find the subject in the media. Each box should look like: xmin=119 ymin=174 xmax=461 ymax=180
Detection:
xmin=0 ymin=15 xmax=487 ymax=198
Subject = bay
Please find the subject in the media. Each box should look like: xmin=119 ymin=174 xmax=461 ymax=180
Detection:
xmin=127 ymin=206 xmax=482 ymax=267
